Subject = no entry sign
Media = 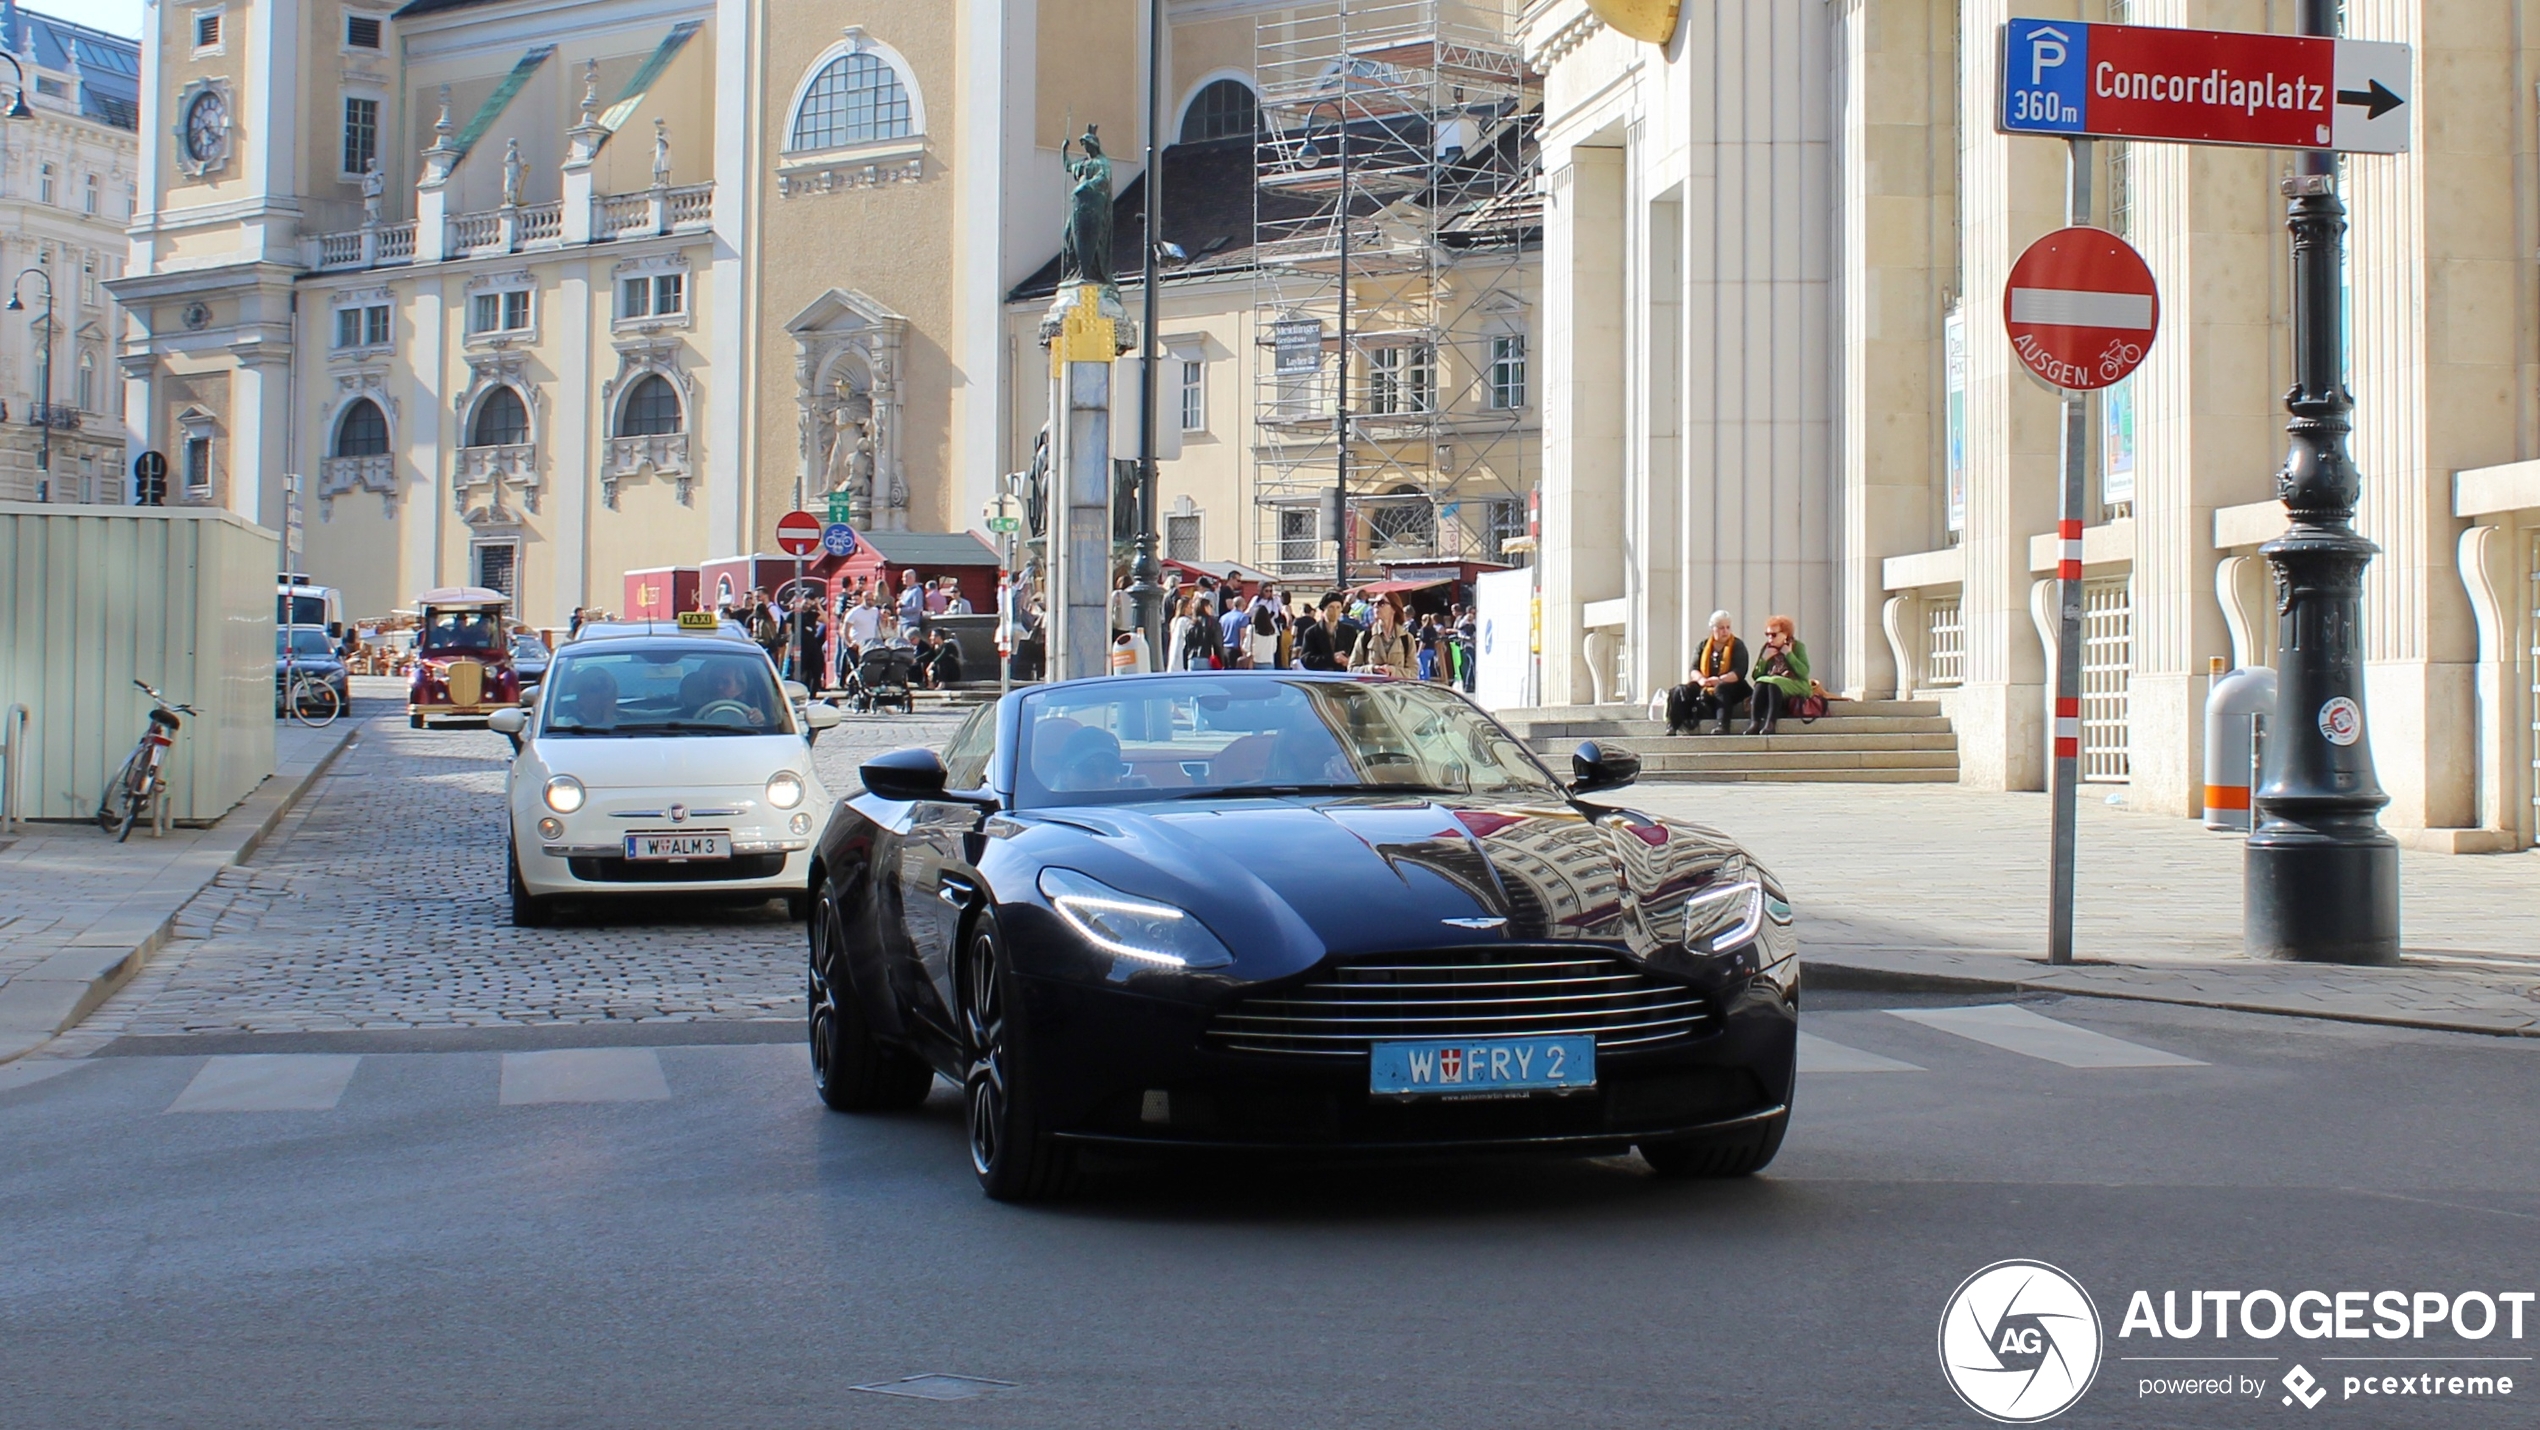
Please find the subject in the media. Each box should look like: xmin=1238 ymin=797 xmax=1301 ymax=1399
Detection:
xmin=2000 ymin=18 xmax=2410 ymax=154
xmin=2003 ymin=227 xmax=2160 ymax=392
xmin=775 ymin=509 xmax=823 ymax=557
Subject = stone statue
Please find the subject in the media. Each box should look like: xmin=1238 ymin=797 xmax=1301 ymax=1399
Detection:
xmin=361 ymin=158 xmax=383 ymax=224
xmin=500 ymin=138 xmax=524 ymax=207
xmin=1057 ymin=126 xmax=1114 ymax=293
xmin=579 ymin=60 xmax=600 ymax=128
xmin=652 ymin=118 xmax=672 ymax=187
xmin=1022 ymin=423 xmax=1051 ymax=540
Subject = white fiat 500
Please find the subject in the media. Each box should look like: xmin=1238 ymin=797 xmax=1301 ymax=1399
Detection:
xmin=491 ymin=636 xmax=842 ymax=926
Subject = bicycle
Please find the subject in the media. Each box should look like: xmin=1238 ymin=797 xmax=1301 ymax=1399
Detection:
xmin=280 ymin=663 xmax=343 ymax=728
xmin=99 ymin=679 xmax=200 ymax=842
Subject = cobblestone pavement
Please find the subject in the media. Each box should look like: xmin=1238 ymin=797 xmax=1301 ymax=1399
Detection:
xmin=51 ymin=704 xmax=964 ymax=1049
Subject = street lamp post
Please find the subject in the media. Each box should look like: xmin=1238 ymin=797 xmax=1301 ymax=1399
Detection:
xmin=1129 ymin=0 xmax=1168 ymax=663
xmin=8 ymin=267 xmax=58 ymax=480
xmin=0 ymin=52 xmax=35 ymax=121
xmin=2244 ymin=0 xmax=2401 ymax=963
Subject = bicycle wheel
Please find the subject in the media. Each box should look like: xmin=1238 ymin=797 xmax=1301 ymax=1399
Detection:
xmin=288 ymin=676 xmax=342 ymax=728
xmin=96 ymin=748 xmax=143 ymax=835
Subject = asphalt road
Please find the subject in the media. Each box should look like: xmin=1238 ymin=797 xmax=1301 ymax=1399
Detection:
xmin=7 ymin=992 xmax=2538 ymax=1429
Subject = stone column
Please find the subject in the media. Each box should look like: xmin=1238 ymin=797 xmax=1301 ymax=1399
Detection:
xmin=1836 ymin=0 xmax=1956 ymax=700
xmin=1041 ymin=284 xmax=1131 ymax=681
xmin=1540 ymin=144 xmax=1628 ymax=705
xmin=1950 ymin=0 xmax=2073 ymax=791
xmin=552 ymin=262 xmax=592 ymax=625
xmin=1628 ymin=169 xmax=1683 ymax=702
xmin=226 ymin=346 xmax=291 ymax=527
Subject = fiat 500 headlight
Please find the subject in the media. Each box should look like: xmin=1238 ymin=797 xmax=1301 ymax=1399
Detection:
xmin=1037 ymin=868 xmax=1233 ymax=970
xmin=766 ymin=770 xmax=806 ymax=810
xmin=542 ymin=774 xmax=586 ymax=814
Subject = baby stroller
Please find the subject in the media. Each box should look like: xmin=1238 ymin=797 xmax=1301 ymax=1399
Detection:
xmin=843 ymin=643 xmax=918 ymax=714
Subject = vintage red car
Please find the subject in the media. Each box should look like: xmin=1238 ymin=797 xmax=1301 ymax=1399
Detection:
xmin=408 ymin=586 xmax=523 ymax=729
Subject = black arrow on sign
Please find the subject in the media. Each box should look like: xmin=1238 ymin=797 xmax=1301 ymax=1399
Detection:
xmin=2335 ymin=79 xmax=2405 ymax=120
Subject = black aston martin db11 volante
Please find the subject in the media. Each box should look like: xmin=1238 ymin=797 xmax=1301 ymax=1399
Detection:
xmin=806 ymin=671 xmax=1798 ymax=1200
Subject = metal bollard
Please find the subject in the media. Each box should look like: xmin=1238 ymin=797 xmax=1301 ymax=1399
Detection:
xmin=0 ymin=703 xmax=25 ymax=834
xmin=2203 ymin=658 xmax=2277 ymax=832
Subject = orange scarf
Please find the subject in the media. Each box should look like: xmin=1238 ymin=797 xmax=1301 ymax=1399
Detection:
xmin=1699 ymin=636 xmax=1732 ymax=678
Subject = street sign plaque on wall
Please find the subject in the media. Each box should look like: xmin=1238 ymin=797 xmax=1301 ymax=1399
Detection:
xmin=2004 ymin=227 xmax=2160 ymax=392
xmin=1999 ymin=18 xmax=2410 ymax=153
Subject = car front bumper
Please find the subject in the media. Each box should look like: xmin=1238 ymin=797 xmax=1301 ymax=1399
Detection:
xmin=516 ymin=786 xmax=826 ymax=897
xmin=1007 ymin=955 xmax=1798 ymax=1157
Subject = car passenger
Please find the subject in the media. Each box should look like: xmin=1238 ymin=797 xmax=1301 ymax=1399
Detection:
xmin=683 ymin=662 xmax=772 ymax=727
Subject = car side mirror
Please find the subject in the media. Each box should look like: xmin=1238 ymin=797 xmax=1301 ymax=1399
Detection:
xmin=489 ymin=708 xmax=528 ymax=736
xmin=783 ymin=680 xmax=811 ymax=704
xmin=861 ymin=746 xmax=949 ymax=802
xmin=804 ymin=702 xmax=844 ymax=731
xmin=1570 ymin=739 xmax=1641 ymax=795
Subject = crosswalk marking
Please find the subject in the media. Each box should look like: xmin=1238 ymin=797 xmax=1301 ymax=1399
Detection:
xmin=1885 ymin=1004 xmax=2205 ymax=1068
xmin=0 ymin=1060 xmax=86 ymax=1096
xmin=497 ymin=1048 xmax=670 ymax=1105
xmin=1797 ymin=1031 xmax=1924 ymax=1074
xmin=167 ymin=1054 xmax=363 ymax=1112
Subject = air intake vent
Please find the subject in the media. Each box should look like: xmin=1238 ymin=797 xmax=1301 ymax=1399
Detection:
xmin=1207 ymin=948 xmax=1709 ymax=1059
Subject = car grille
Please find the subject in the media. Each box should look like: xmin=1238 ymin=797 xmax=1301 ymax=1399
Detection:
xmin=1206 ymin=948 xmax=1711 ymax=1059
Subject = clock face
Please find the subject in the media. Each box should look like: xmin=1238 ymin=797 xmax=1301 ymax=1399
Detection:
xmin=185 ymin=90 xmax=227 ymax=162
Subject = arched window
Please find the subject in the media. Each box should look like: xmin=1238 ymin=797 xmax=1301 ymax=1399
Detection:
xmin=1180 ymin=78 xmax=1258 ymax=144
xmin=790 ymin=51 xmax=913 ymax=150
xmin=616 ymin=374 xmax=683 ymax=437
xmin=335 ymin=397 xmax=389 ymax=456
xmin=470 ymin=387 xmax=529 ymax=447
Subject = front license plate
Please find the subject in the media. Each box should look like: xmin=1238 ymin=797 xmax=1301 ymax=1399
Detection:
xmin=1368 ymin=1035 xmax=1597 ymax=1097
xmin=623 ymin=831 xmax=731 ymax=861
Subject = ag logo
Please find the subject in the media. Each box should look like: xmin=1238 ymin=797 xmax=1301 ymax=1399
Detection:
xmin=1938 ymin=1260 xmax=2103 ymax=1423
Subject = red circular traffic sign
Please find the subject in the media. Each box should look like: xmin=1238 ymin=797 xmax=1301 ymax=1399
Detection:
xmin=775 ymin=509 xmax=823 ymax=557
xmin=2003 ymin=227 xmax=2160 ymax=391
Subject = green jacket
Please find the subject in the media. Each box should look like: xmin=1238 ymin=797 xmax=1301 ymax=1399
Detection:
xmin=1754 ymin=639 xmax=1811 ymax=698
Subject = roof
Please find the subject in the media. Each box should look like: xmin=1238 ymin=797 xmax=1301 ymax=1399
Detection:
xmin=393 ymin=0 xmax=507 ymax=16
xmin=852 ymin=530 xmax=1000 ymax=567
xmin=1009 ymin=137 xmax=1319 ymax=303
xmin=415 ymin=585 xmax=511 ymax=607
xmin=3 ymin=3 xmax=141 ymax=130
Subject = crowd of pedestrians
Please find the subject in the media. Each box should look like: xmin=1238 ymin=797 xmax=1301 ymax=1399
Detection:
xmin=1142 ymin=571 xmax=1478 ymax=688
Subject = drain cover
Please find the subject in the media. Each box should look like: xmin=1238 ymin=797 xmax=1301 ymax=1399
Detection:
xmin=849 ymin=1375 xmax=1018 ymax=1402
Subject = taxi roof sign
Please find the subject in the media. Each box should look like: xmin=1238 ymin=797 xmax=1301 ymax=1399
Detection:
xmin=675 ymin=611 xmax=720 ymax=630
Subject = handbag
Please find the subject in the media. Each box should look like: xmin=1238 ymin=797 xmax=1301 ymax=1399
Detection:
xmin=1792 ymin=692 xmax=1829 ymax=722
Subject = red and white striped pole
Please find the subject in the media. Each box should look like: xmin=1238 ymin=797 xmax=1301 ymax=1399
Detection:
xmin=2046 ymin=143 xmax=2092 ymax=967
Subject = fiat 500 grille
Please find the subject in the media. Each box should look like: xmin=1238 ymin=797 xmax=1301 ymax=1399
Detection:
xmin=1206 ymin=949 xmax=1710 ymax=1059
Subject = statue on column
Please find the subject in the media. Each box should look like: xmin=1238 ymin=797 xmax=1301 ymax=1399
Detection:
xmin=1057 ymin=126 xmax=1115 ymax=295
xmin=361 ymin=158 xmax=384 ymax=225
xmin=500 ymin=138 xmax=524 ymax=207
xmin=652 ymin=118 xmax=672 ymax=187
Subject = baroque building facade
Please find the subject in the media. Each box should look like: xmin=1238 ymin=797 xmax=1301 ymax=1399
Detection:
xmin=0 ymin=5 xmax=140 ymax=505
xmin=1520 ymin=0 xmax=2540 ymax=851
xmin=108 ymin=0 xmax=1316 ymax=628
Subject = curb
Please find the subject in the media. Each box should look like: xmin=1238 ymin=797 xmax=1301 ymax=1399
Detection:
xmin=0 ymin=719 xmax=365 ymax=1065
xmin=1802 ymin=954 xmax=2540 ymax=1041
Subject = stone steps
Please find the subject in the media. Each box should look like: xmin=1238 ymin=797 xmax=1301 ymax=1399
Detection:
xmin=1497 ymin=698 xmax=1959 ymax=785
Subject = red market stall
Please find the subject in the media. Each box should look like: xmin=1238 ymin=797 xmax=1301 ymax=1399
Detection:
xmin=622 ymin=566 xmax=701 ymax=619
xmin=700 ymin=553 xmax=835 ymax=611
xmin=829 ymin=529 xmax=1002 ymax=612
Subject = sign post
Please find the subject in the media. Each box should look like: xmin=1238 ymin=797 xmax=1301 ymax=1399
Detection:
xmin=2000 ymin=13 xmax=2404 ymax=965
xmin=2003 ymin=185 xmax=2160 ymax=965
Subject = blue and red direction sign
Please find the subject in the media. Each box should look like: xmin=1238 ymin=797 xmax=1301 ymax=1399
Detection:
xmin=2004 ymin=228 xmax=2160 ymax=392
xmin=2000 ymin=18 xmax=2409 ymax=154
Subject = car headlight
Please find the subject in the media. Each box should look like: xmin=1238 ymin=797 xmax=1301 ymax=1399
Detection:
xmin=1037 ymin=867 xmax=1233 ymax=970
xmin=542 ymin=775 xmax=586 ymax=814
xmin=766 ymin=771 xmax=806 ymax=810
xmin=1683 ymin=875 xmax=1765 ymax=953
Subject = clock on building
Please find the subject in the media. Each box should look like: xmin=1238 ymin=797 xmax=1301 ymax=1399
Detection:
xmin=185 ymin=89 xmax=227 ymax=160
xmin=172 ymin=78 xmax=232 ymax=177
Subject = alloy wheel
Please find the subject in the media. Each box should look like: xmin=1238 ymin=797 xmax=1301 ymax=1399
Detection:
xmin=963 ymin=928 xmax=1008 ymax=1178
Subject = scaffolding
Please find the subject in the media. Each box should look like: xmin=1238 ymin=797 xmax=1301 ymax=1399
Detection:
xmin=1251 ymin=0 xmax=1539 ymax=583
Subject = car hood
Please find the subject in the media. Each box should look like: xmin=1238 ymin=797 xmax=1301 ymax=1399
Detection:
xmin=536 ymin=732 xmax=813 ymax=790
xmin=1013 ymin=795 xmax=1748 ymax=964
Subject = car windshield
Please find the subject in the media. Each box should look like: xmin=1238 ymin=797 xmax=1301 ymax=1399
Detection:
xmin=513 ymin=635 xmax=549 ymax=657
xmin=277 ymin=629 xmax=334 ymax=658
xmin=419 ymin=610 xmax=507 ymax=652
xmin=542 ymin=646 xmax=793 ymax=737
xmin=1011 ymin=677 xmax=1563 ymax=807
